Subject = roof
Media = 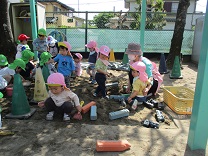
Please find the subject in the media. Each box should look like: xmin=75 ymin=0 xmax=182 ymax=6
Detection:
xmin=24 ymin=0 xmax=75 ymax=11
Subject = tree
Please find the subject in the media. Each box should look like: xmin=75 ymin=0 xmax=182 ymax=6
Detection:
xmin=93 ymin=13 xmax=114 ymax=28
xmin=166 ymin=0 xmax=190 ymax=69
xmin=130 ymin=0 xmax=166 ymax=30
xmin=0 ymin=0 xmax=16 ymax=62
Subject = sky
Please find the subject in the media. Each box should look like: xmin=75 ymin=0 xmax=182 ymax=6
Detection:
xmin=59 ymin=0 xmax=207 ymax=19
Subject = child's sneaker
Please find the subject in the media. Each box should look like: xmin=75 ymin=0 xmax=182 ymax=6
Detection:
xmin=89 ymin=76 xmax=93 ymax=81
xmin=46 ymin=111 xmax=54 ymax=121
xmin=63 ymin=113 xmax=70 ymax=121
xmin=91 ymin=79 xmax=96 ymax=84
xmin=93 ymin=92 xmax=97 ymax=97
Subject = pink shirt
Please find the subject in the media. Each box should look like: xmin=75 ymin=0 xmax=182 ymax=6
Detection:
xmin=75 ymin=62 xmax=82 ymax=76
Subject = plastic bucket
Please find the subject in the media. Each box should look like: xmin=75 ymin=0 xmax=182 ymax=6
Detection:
xmin=6 ymin=87 xmax=13 ymax=96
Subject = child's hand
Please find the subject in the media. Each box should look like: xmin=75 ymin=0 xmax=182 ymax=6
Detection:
xmin=38 ymin=101 xmax=45 ymax=107
xmin=127 ymin=97 xmax=132 ymax=103
xmin=76 ymin=105 xmax=82 ymax=113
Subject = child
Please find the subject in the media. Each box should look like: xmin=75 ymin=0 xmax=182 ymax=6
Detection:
xmin=38 ymin=73 xmax=82 ymax=121
xmin=0 ymin=54 xmax=8 ymax=69
xmin=20 ymin=49 xmax=35 ymax=80
xmin=73 ymin=53 xmax=83 ymax=77
xmin=0 ymin=59 xmax=26 ymax=90
xmin=16 ymin=34 xmax=30 ymax=59
xmin=32 ymin=28 xmax=48 ymax=59
xmin=93 ymin=45 xmax=110 ymax=99
xmin=47 ymin=36 xmax=58 ymax=58
xmin=127 ymin=61 xmax=150 ymax=109
xmin=40 ymin=52 xmax=57 ymax=74
xmin=48 ymin=41 xmax=75 ymax=88
xmin=85 ymin=40 xmax=99 ymax=84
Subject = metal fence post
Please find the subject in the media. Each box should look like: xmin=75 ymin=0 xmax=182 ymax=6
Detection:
xmin=85 ymin=11 xmax=88 ymax=53
xmin=140 ymin=0 xmax=147 ymax=52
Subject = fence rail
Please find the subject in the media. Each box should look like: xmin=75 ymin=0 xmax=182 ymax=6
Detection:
xmin=45 ymin=11 xmax=205 ymax=55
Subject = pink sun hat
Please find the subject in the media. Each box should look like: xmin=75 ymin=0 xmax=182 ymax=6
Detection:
xmin=46 ymin=73 xmax=66 ymax=87
xmin=74 ymin=53 xmax=83 ymax=60
xmin=85 ymin=40 xmax=99 ymax=52
xmin=99 ymin=45 xmax=110 ymax=57
xmin=58 ymin=41 xmax=72 ymax=51
xmin=131 ymin=61 xmax=148 ymax=82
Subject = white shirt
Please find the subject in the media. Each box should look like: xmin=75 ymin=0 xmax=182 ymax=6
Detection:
xmin=49 ymin=89 xmax=80 ymax=107
xmin=0 ymin=67 xmax=15 ymax=76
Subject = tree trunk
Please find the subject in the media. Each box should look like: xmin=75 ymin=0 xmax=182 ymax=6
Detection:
xmin=166 ymin=0 xmax=190 ymax=69
xmin=0 ymin=0 xmax=16 ymax=62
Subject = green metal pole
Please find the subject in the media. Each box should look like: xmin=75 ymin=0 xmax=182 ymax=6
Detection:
xmin=140 ymin=0 xmax=146 ymax=52
xmin=187 ymin=4 xmax=208 ymax=150
xmin=85 ymin=11 xmax=88 ymax=53
xmin=30 ymin=0 xmax=38 ymax=60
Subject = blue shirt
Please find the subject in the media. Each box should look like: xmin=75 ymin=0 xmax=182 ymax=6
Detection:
xmin=54 ymin=54 xmax=75 ymax=76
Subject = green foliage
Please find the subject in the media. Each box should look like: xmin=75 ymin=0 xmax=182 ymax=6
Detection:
xmin=130 ymin=0 xmax=166 ymax=30
xmin=93 ymin=13 xmax=114 ymax=28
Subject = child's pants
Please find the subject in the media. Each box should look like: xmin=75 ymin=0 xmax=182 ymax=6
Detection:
xmin=95 ymin=73 xmax=106 ymax=97
xmin=64 ymin=75 xmax=71 ymax=88
xmin=86 ymin=64 xmax=96 ymax=79
xmin=44 ymin=97 xmax=74 ymax=115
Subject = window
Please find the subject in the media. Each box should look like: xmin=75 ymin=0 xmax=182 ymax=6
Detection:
xmin=171 ymin=2 xmax=178 ymax=13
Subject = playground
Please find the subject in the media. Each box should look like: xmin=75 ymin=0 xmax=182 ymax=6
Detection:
xmin=0 ymin=59 xmax=207 ymax=156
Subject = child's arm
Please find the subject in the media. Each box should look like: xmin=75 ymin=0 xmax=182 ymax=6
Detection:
xmin=96 ymin=69 xmax=109 ymax=76
xmin=127 ymin=90 xmax=139 ymax=103
xmin=68 ymin=91 xmax=82 ymax=112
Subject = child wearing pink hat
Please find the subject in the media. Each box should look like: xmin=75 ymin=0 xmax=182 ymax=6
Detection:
xmin=38 ymin=73 xmax=82 ymax=121
xmin=48 ymin=41 xmax=75 ymax=88
xmin=93 ymin=45 xmax=110 ymax=99
xmin=85 ymin=40 xmax=99 ymax=84
xmin=126 ymin=61 xmax=151 ymax=110
xmin=73 ymin=53 xmax=83 ymax=77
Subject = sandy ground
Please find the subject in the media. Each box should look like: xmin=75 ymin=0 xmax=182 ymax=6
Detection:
xmin=0 ymin=59 xmax=207 ymax=156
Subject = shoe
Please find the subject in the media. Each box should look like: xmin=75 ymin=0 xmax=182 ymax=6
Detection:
xmin=91 ymin=80 xmax=96 ymax=84
xmin=120 ymin=98 xmax=126 ymax=107
xmin=63 ymin=113 xmax=70 ymax=121
xmin=46 ymin=111 xmax=54 ymax=121
xmin=143 ymin=101 xmax=154 ymax=109
xmin=93 ymin=92 xmax=97 ymax=97
xmin=101 ymin=95 xmax=109 ymax=100
xmin=89 ymin=76 xmax=93 ymax=81
xmin=148 ymin=98 xmax=158 ymax=108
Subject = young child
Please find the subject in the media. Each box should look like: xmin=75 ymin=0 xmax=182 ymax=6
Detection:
xmin=32 ymin=28 xmax=48 ymax=59
xmin=85 ymin=40 xmax=99 ymax=84
xmin=48 ymin=41 xmax=75 ymax=88
xmin=93 ymin=45 xmax=110 ymax=99
xmin=16 ymin=34 xmax=30 ymax=59
xmin=40 ymin=52 xmax=57 ymax=74
xmin=19 ymin=49 xmax=35 ymax=80
xmin=127 ymin=61 xmax=150 ymax=109
xmin=47 ymin=36 xmax=58 ymax=58
xmin=0 ymin=54 xmax=8 ymax=69
xmin=0 ymin=58 xmax=26 ymax=90
xmin=38 ymin=73 xmax=82 ymax=121
xmin=73 ymin=53 xmax=83 ymax=77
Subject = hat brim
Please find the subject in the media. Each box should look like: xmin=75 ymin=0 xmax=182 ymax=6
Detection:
xmin=0 ymin=62 xmax=8 ymax=66
xmin=46 ymin=84 xmax=62 ymax=87
xmin=8 ymin=63 xmax=26 ymax=71
xmin=125 ymin=50 xmax=142 ymax=55
xmin=0 ymin=92 xmax=3 ymax=98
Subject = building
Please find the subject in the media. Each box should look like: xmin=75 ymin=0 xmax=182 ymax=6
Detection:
xmin=123 ymin=0 xmax=201 ymax=30
xmin=24 ymin=0 xmax=84 ymax=28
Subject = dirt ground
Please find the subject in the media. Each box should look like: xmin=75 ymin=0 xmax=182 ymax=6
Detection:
xmin=0 ymin=59 xmax=207 ymax=156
